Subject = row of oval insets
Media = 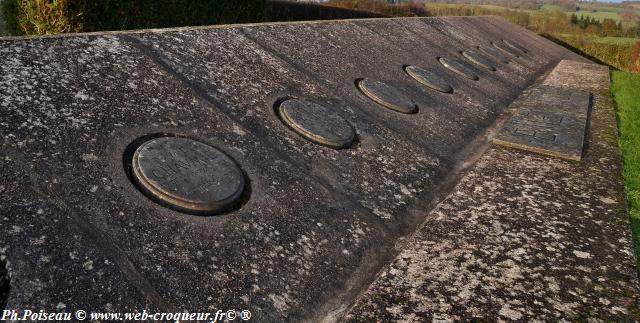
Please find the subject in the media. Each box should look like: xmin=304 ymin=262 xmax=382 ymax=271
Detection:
xmin=130 ymin=136 xmax=246 ymax=215
xmin=128 ymin=39 xmax=530 ymax=215
xmin=283 ymin=41 xmax=527 ymax=145
xmin=275 ymin=41 xmax=527 ymax=158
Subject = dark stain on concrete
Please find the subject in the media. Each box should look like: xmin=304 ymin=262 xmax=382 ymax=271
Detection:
xmin=0 ymin=257 xmax=8 ymax=311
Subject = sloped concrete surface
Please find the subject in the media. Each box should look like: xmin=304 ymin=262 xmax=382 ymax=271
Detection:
xmin=0 ymin=16 xmax=625 ymax=321
xmin=344 ymin=60 xmax=640 ymax=321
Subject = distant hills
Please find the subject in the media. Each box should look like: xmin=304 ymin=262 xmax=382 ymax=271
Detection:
xmin=297 ymin=0 xmax=640 ymax=11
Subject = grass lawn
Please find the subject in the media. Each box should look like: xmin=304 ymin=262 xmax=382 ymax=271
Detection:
xmin=572 ymin=10 xmax=621 ymax=22
xmin=556 ymin=33 xmax=639 ymax=46
xmin=611 ymin=71 xmax=640 ymax=272
xmin=577 ymin=3 xmax=626 ymax=13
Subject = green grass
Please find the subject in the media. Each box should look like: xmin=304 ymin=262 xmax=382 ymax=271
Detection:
xmin=424 ymin=3 xmax=533 ymax=11
xmin=541 ymin=4 xmax=562 ymax=12
xmin=573 ymin=10 xmax=621 ymax=22
xmin=556 ymin=34 xmax=639 ymax=46
xmin=540 ymin=3 xmax=632 ymax=27
xmin=594 ymin=36 xmax=640 ymax=46
xmin=611 ymin=71 xmax=640 ymax=273
xmin=577 ymin=3 xmax=626 ymax=13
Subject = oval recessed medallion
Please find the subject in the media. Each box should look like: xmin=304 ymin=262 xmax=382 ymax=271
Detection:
xmin=357 ymin=79 xmax=418 ymax=114
xmin=492 ymin=41 xmax=520 ymax=57
xmin=278 ymin=99 xmax=355 ymax=149
xmin=438 ymin=57 xmax=479 ymax=80
xmin=461 ymin=50 xmax=497 ymax=71
xmin=478 ymin=46 xmax=509 ymax=64
xmin=405 ymin=65 xmax=453 ymax=93
xmin=131 ymin=136 xmax=245 ymax=215
xmin=503 ymin=39 xmax=528 ymax=54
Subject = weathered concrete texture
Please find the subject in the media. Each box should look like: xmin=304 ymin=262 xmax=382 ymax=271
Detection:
xmin=344 ymin=61 xmax=640 ymax=321
xmin=0 ymin=16 xmax=612 ymax=321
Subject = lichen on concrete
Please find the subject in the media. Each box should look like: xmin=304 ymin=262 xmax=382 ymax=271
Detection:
xmin=344 ymin=60 xmax=640 ymax=322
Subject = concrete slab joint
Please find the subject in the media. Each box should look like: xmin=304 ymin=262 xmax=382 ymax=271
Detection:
xmin=0 ymin=15 xmax=636 ymax=322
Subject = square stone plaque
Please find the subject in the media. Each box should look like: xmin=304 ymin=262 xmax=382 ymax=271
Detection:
xmin=494 ymin=86 xmax=591 ymax=161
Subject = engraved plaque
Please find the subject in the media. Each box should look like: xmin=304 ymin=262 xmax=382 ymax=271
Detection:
xmin=503 ymin=39 xmax=528 ymax=54
xmin=461 ymin=50 xmax=497 ymax=71
xmin=532 ymin=85 xmax=591 ymax=108
xmin=405 ymin=65 xmax=453 ymax=93
xmin=492 ymin=41 xmax=520 ymax=57
xmin=358 ymin=79 xmax=418 ymax=114
xmin=131 ymin=137 xmax=245 ymax=214
xmin=478 ymin=46 xmax=509 ymax=64
xmin=438 ymin=57 xmax=479 ymax=80
xmin=278 ymin=99 xmax=355 ymax=149
xmin=494 ymin=86 xmax=591 ymax=161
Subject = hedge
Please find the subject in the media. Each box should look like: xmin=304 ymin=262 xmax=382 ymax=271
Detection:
xmin=1 ymin=0 xmax=266 ymax=35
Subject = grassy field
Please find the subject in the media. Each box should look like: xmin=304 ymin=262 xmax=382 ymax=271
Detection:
xmin=611 ymin=71 xmax=640 ymax=272
xmin=425 ymin=3 xmax=527 ymax=12
xmin=558 ymin=34 xmax=639 ymax=46
xmin=572 ymin=10 xmax=621 ymax=22
xmin=542 ymin=2 xmax=639 ymax=28
xmin=592 ymin=36 xmax=639 ymax=46
xmin=540 ymin=4 xmax=563 ymax=12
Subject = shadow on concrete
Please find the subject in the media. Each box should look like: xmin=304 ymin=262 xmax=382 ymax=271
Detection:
xmin=266 ymin=0 xmax=388 ymax=21
xmin=0 ymin=257 xmax=8 ymax=311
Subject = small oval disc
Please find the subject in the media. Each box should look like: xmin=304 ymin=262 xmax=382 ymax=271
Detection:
xmin=405 ymin=65 xmax=453 ymax=93
xmin=278 ymin=99 xmax=355 ymax=149
xmin=478 ymin=46 xmax=509 ymax=64
xmin=438 ymin=57 xmax=479 ymax=80
xmin=131 ymin=136 xmax=245 ymax=214
xmin=358 ymin=79 xmax=418 ymax=114
xmin=492 ymin=41 xmax=520 ymax=57
xmin=461 ymin=51 xmax=497 ymax=71
xmin=503 ymin=39 xmax=528 ymax=53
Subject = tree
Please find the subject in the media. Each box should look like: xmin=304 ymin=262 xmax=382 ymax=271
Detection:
xmin=632 ymin=41 xmax=640 ymax=72
xmin=601 ymin=18 xmax=620 ymax=37
xmin=585 ymin=24 xmax=600 ymax=35
xmin=620 ymin=10 xmax=636 ymax=23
